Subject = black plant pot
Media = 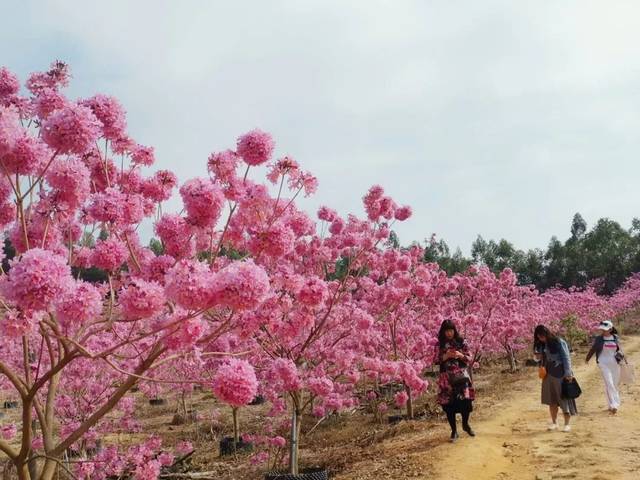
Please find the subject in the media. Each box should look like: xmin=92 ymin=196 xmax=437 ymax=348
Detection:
xmin=388 ymin=414 xmax=404 ymax=424
xmin=3 ymin=400 xmax=19 ymax=409
xmin=264 ymin=468 xmax=329 ymax=480
xmin=249 ymin=395 xmax=265 ymax=406
xmin=149 ymin=398 xmax=167 ymax=406
xmin=219 ymin=437 xmax=253 ymax=456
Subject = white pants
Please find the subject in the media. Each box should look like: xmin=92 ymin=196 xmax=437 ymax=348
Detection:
xmin=599 ymin=358 xmax=621 ymax=409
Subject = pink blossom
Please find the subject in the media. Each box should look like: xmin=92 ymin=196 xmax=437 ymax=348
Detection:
xmin=175 ymin=441 xmax=193 ymax=455
xmin=164 ymin=259 xmax=217 ymax=310
xmin=307 ymin=377 xmax=333 ymax=397
xmin=212 ymin=359 xmax=258 ymax=407
xmin=353 ymin=309 xmax=374 ymax=330
xmin=80 ymin=94 xmax=127 ymax=140
xmin=90 ymin=237 xmax=129 ymax=272
xmin=249 ymin=223 xmax=295 ymax=258
xmin=0 ymin=248 xmax=72 ymax=311
xmin=133 ymin=459 xmax=160 ymax=480
xmin=1 ymin=424 xmax=17 ymax=440
xmin=154 ymin=214 xmax=194 ymax=259
xmin=317 ymin=206 xmax=338 ymax=222
xmin=180 ymin=178 xmax=225 ymax=228
xmin=0 ymin=202 xmax=13 ymax=227
xmin=394 ymin=391 xmax=408 ymax=408
xmin=164 ymin=315 xmax=205 ymax=351
xmin=236 ymin=129 xmax=274 ymax=166
xmin=0 ymin=310 xmax=40 ymax=338
xmin=394 ymin=205 xmax=412 ymax=221
xmin=267 ymin=358 xmax=301 ymax=392
xmin=121 ymin=193 xmax=146 ymax=225
xmin=296 ymin=277 xmax=328 ymax=308
xmin=87 ymin=188 xmax=125 ymax=224
xmin=75 ymin=462 xmax=96 ymax=480
xmin=33 ymin=87 xmax=66 ymax=118
xmin=0 ymin=67 xmax=20 ymax=100
xmin=141 ymin=254 xmax=175 ymax=284
xmin=329 ymin=218 xmax=345 ymax=235
xmin=214 ymin=260 xmax=270 ymax=311
xmin=42 ymin=103 xmax=102 ymax=154
xmin=157 ymin=452 xmax=174 ymax=467
xmin=26 ymin=61 xmax=70 ymax=93
xmin=55 ymin=281 xmax=103 ymax=327
xmin=0 ymin=131 xmax=51 ymax=175
xmin=119 ymin=279 xmax=164 ymax=319
xmin=141 ymin=170 xmax=177 ymax=202
xmin=0 ymin=106 xmax=21 ymax=157
xmin=131 ymin=144 xmax=155 ymax=166
xmin=250 ymin=451 xmax=270 ymax=466
xmin=270 ymin=436 xmax=286 ymax=448
xmin=45 ymin=157 xmax=91 ymax=208
xmin=208 ymin=150 xmax=239 ymax=183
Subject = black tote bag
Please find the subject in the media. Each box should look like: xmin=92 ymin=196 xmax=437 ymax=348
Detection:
xmin=561 ymin=378 xmax=582 ymax=399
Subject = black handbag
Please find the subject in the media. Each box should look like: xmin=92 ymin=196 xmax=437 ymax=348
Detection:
xmin=561 ymin=378 xmax=582 ymax=399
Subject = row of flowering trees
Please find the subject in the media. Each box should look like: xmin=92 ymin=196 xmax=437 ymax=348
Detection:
xmin=1 ymin=62 xmax=640 ymax=480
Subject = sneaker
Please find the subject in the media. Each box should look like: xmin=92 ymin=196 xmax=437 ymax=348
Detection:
xmin=547 ymin=423 xmax=558 ymax=431
xmin=450 ymin=432 xmax=459 ymax=443
xmin=611 ymin=408 xmax=618 ymax=415
xmin=463 ymin=425 xmax=476 ymax=437
xmin=562 ymin=425 xmax=571 ymax=432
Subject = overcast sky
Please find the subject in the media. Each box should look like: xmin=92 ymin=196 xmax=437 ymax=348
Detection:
xmin=2 ymin=1 xmax=639 ymax=253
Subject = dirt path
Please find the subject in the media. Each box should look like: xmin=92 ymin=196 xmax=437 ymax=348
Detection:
xmin=337 ymin=335 xmax=640 ymax=480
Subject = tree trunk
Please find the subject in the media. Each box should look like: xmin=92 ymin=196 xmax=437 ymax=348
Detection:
xmin=506 ymin=345 xmax=517 ymax=372
xmin=232 ymin=407 xmax=239 ymax=446
xmin=288 ymin=408 xmax=302 ymax=475
xmin=405 ymin=384 xmax=413 ymax=419
xmin=16 ymin=463 xmax=31 ymax=480
xmin=38 ymin=458 xmax=58 ymax=480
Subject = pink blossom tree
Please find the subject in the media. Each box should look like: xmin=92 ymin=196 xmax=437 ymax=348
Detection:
xmin=0 ymin=62 xmax=284 ymax=480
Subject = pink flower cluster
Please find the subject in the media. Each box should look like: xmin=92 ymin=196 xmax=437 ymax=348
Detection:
xmin=0 ymin=248 xmax=71 ymax=311
xmin=236 ymin=129 xmax=275 ymax=166
xmin=212 ymin=358 xmax=259 ymax=407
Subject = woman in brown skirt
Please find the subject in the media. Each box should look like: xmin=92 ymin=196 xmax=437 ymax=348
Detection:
xmin=533 ymin=325 xmax=577 ymax=432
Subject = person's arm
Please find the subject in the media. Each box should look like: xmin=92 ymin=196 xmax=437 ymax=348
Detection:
xmin=559 ymin=339 xmax=573 ymax=378
xmin=453 ymin=340 xmax=473 ymax=365
xmin=586 ymin=336 xmax=602 ymax=363
xmin=533 ymin=344 xmax=543 ymax=362
xmin=585 ymin=341 xmax=597 ymax=363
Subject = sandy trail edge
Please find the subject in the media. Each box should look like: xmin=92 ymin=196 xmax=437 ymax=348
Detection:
xmin=338 ymin=335 xmax=640 ymax=480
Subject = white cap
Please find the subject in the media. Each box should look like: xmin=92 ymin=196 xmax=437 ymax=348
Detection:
xmin=598 ymin=320 xmax=613 ymax=331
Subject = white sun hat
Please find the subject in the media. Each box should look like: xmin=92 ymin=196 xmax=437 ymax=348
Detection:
xmin=597 ymin=320 xmax=614 ymax=331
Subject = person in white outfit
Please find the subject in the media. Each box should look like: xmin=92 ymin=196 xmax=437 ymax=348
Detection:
xmin=585 ymin=320 xmax=625 ymax=414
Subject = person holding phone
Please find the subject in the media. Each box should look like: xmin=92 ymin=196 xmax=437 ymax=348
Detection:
xmin=436 ymin=319 xmax=475 ymax=443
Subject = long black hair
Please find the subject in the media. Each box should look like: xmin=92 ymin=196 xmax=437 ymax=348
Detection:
xmin=438 ymin=319 xmax=463 ymax=348
xmin=605 ymin=326 xmax=619 ymax=336
xmin=533 ymin=324 xmax=560 ymax=352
